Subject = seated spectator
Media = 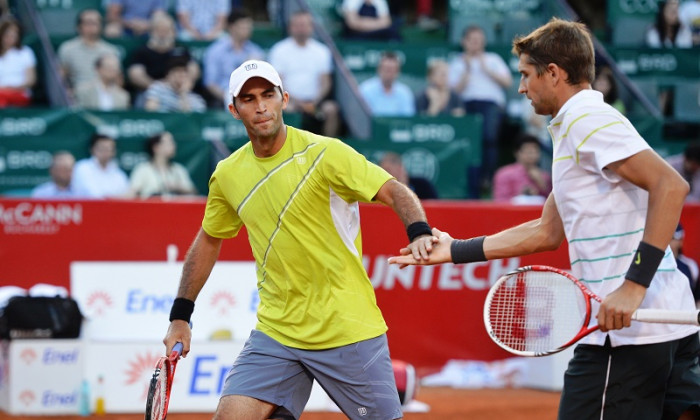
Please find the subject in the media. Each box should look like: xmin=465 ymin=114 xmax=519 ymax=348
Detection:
xmin=679 ymin=0 xmax=700 ymax=46
xmin=667 ymin=141 xmax=700 ymax=202
xmin=58 ymin=9 xmax=120 ymax=91
xmin=203 ymin=9 xmax=264 ymax=107
xmin=176 ymin=0 xmax=229 ymax=41
xmin=359 ymin=51 xmax=415 ymax=116
xmin=670 ymin=223 xmax=700 ymax=305
xmin=127 ymin=13 xmax=200 ymax=106
xmin=129 ymin=131 xmax=197 ymax=198
xmin=75 ymin=53 xmax=130 ymax=110
xmin=104 ymin=0 xmax=167 ymax=38
xmin=449 ymin=25 xmax=512 ymax=192
xmin=492 ymin=135 xmax=551 ymax=203
xmin=341 ymin=0 xmax=400 ymax=41
xmin=268 ymin=10 xmax=340 ymax=137
xmin=647 ymin=0 xmax=692 ymax=48
xmin=32 ymin=151 xmax=78 ymax=199
xmin=0 ymin=18 xmax=35 ymax=107
xmin=416 ymin=60 xmax=464 ymax=117
xmin=379 ymin=151 xmax=438 ymax=199
xmin=72 ymin=134 xmax=129 ymax=198
xmin=592 ymin=66 xmax=625 ymax=114
xmin=143 ymin=57 xmax=206 ymax=113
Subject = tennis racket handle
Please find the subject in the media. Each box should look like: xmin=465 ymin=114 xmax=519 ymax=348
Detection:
xmin=172 ymin=342 xmax=184 ymax=356
xmin=632 ymin=309 xmax=700 ymax=326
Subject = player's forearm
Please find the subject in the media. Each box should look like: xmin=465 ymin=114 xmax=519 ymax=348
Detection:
xmin=641 ymin=174 xmax=688 ymax=249
xmin=176 ymin=228 xmax=222 ymax=301
xmin=377 ymin=179 xmax=427 ymax=226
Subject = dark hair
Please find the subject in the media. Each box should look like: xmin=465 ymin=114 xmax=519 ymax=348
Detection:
xmin=0 ymin=18 xmax=23 ymax=52
xmin=655 ymin=1 xmax=681 ymax=46
xmin=227 ymin=8 xmax=251 ymax=26
xmin=515 ymin=134 xmax=542 ymax=152
xmin=380 ymin=51 xmax=400 ymax=64
xmin=594 ymin=66 xmax=619 ymax=106
xmin=145 ymin=132 xmax=164 ymax=159
xmin=512 ymin=17 xmax=595 ymax=86
xmin=89 ymin=133 xmax=113 ymax=149
xmin=76 ymin=8 xmax=100 ymax=27
xmin=685 ymin=142 xmax=700 ymax=164
xmin=165 ymin=56 xmax=188 ymax=74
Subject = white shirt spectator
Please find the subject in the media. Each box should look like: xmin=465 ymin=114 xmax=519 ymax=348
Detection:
xmin=72 ymin=156 xmax=129 ymax=198
xmin=646 ymin=25 xmax=693 ymax=47
xmin=448 ymin=52 xmax=510 ymax=107
xmin=0 ymin=46 xmax=36 ymax=94
xmin=268 ymin=37 xmax=332 ymax=102
xmin=341 ymin=0 xmax=390 ymax=17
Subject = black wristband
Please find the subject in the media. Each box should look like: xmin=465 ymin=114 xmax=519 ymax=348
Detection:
xmin=625 ymin=241 xmax=665 ymax=288
xmin=450 ymin=236 xmax=487 ymax=264
xmin=406 ymin=221 xmax=432 ymax=242
xmin=169 ymin=297 xmax=195 ymax=323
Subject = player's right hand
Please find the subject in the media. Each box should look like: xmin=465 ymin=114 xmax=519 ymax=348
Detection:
xmin=163 ymin=320 xmax=192 ymax=358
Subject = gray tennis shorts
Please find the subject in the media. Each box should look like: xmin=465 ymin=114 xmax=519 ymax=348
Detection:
xmin=221 ymin=330 xmax=403 ymax=420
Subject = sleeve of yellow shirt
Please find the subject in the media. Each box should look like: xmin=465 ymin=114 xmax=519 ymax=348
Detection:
xmin=202 ymin=173 xmax=244 ymax=239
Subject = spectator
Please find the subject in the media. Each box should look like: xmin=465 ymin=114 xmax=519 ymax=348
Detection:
xmin=341 ymin=0 xmax=401 ymax=41
xmin=129 ymin=131 xmax=197 ymax=198
xmin=143 ymin=57 xmax=206 ymax=113
xmin=679 ymin=0 xmax=700 ymax=46
xmin=667 ymin=141 xmax=700 ymax=202
xmin=592 ymin=65 xmax=625 ymax=114
xmin=31 ymin=151 xmax=78 ymax=199
xmin=380 ymin=151 xmax=438 ymax=199
xmin=0 ymin=18 xmax=35 ymax=108
xmin=203 ymin=9 xmax=263 ymax=107
xmin=647 ymin=0 xmax=693 ymax=48
xmin=359 ymin=51 xmax=415 ymax=116
xmin=176 ymin=0 xmax=229 ymax=41
xmin=670 ymin=223 xmax=700 ymax=305
xmin=492 ymin=135 xmax=552 ymax=203
xmin=416 ymin=59 xmax=464 ymax=117
xmin=75 ymin=53 xmax=130 ymax=110
xmin=58 ymin=9 xmax=120 ymax=90
xmin=72 ymin=134 xmax=129 ymax=198
xmin=127 ymin=13 xmax=200 ymax=106
xmin=268 ymin=10 xmax=340 ymax=137
xmin=449 ymin=25 xmax=512 ymax=192
xmin=104 ymin=0 xmax=167 ymax=38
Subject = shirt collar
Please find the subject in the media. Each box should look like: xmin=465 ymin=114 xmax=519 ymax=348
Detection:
xmin=551 ymin=89 xmax=602 ymax=124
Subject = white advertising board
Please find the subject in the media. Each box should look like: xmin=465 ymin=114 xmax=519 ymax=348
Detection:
xmin=4 ymin=340 xmax=84 ymax=414
xmin=71 ymin=262 xmax=259 ymax=342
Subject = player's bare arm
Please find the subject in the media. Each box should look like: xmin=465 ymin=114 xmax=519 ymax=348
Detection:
xmin=388 ymin=193 xmax=565 ymax=266
xmin=374 ymin=179 xmax=436 ymax=261
xmin=163 ymin=228 xmax=223 ymax=356
xmin=597 ymin=149 xmax=690 ymax=332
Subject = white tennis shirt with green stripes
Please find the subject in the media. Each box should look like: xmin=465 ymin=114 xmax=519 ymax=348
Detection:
xmin=548 ymin=89 xmax=699 ymax=347
xmin=202 ymin=126 xmax=393 ymax=350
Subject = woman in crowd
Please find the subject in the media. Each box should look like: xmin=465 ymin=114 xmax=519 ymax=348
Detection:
xmin=0 ymin=18 xmax=36 ymax=107
xmin=129 ymin=131 xmax=198 ymax=198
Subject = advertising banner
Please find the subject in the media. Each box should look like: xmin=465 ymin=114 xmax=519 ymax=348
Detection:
xmin=5 ymin=340 xmax=84 ymax=414
xmin=71 ymin=262 xmax=259 ymax=342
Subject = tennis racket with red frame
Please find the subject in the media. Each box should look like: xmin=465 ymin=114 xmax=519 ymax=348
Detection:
xmin=484 ymin=265 xmax=700 ymax=357
xmin=144 ymin=342 xmax=183 ymax=420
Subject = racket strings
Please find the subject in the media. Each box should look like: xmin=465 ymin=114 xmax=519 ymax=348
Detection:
xmin=488 ymin=271 xmax=588 ymax=354
xmin=150 ymin=364 xmax=168 ymax=419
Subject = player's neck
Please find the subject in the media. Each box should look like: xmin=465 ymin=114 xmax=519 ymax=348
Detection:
xmin=250 ymin=124 xmax=287 ymax=158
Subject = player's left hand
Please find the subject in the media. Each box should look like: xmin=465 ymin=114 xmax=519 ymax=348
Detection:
xmin=404 ymin=232 xmax=438 ymax=262
xmin=389 ymin=227 xmax=451 ymax=268
xmin=596 ymin=280 xmax=647 ymax=332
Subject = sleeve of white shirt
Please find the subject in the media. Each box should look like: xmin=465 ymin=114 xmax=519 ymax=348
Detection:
xmin=319 ymin=44 xmax=333 ymax=74
xmin=447 ymin=58 xmax=462 ymax=88
xmin=572 ymin=113 xmax=650 ymax=182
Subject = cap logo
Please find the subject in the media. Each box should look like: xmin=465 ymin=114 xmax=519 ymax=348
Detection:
xmin=245 ymin=63 xmax=258 ymax=71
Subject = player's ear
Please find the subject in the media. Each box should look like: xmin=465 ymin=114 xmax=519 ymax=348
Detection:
xmin=281 ymin=90 xmax=289 ymax=110
xmin=228 ymin=101 xmax=241 ymax=120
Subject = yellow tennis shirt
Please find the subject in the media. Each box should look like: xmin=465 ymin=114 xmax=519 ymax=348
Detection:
xmin=202 ymin=126 xmax=392 ymax=349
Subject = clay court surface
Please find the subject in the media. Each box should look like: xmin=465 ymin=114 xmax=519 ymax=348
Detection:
xmin=1 ymin=387 xmax=562 ymax=420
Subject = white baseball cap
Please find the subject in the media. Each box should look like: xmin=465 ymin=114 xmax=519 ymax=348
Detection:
xmin=228 ymin=60 xmax=283 ymax=100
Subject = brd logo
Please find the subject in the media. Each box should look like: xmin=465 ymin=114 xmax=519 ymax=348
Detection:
xmin=0 ymin=117 xmax=46 ymax=136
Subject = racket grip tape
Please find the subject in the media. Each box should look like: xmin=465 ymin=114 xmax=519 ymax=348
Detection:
xmin=632 ymin=309 xmax=700 ymax=326
xmin=172 ymin=342 xmax=184 ymax=356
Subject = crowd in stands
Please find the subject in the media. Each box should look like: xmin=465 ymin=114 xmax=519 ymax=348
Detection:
xmin=1 ymin=0 xmax=699 ymax=205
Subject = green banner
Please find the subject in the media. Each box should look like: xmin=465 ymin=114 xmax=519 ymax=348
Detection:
xmin=607 ymin=0 xmax=658 ymax=23
xmin=611 ymin=48 xmax=700 ymax=78
xmin=344 ymin=115 xmax=482 ymax=199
